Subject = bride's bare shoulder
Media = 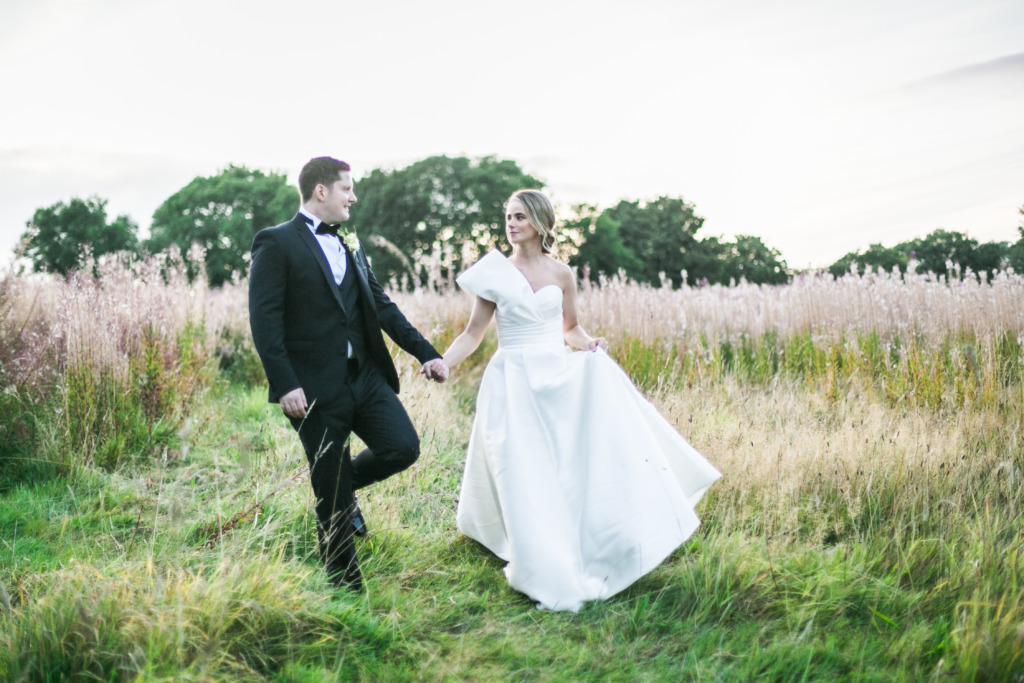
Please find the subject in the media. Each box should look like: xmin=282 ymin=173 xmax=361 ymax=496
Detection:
xmin=548 ymin=259 xmax=576 ymax=287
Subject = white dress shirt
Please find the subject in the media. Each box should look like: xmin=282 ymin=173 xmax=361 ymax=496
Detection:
xmin=299 ymin=207 xmax=347 ymax=284
xmin=299 ymin=207 xmax=354 ymax=357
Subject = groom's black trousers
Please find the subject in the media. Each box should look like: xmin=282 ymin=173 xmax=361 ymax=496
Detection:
xmin=289 ymin=359 xmax=420 ymax=588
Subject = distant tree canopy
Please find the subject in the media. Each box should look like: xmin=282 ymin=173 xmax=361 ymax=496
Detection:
xmin=567 ymin=197 xmax=789 ymax=286
xmin=1009 ymin=203 xmax=1024 ymax=273
xmin=25 ymin=158 xmax=1020 ymax=290
xmin=710 ymin=234 xmax=790 ymax=285
xmin=19 ymin=196 xmax=138 ymax=276
xmin=828 ymin=228 xmax=1013 ymax=280
xmin=828 ymin=242 xmax=909 ymax=278
xmin=147 ymin=165 xmax=296 ymax=287
xmin=604 ymin=197 xmax=704 ymax=287
xmin=565 ymin=206 xmax=643 ymax=281
xmin=348 ymin=155 xmax=544 ymax=287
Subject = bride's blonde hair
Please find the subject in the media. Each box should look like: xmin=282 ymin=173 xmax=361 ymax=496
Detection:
xmin=507 ymin=189 xmax=556 ymax=254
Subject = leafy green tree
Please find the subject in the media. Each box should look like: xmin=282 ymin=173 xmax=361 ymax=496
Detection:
xmin=147 ymin=165 xmax=296 ymax=287
xmin=904 ymin=229 xmax=1010 ymax=280
xmin=717 ymin=235 xmax=789 ymax=285
xmin=678 ymin=234 xmax=729 ymax=284
xmin=667 ymin=234 xmax=789 ymax=286
xmin=970 ymin=240 xmax=1009 ymax=277
xmin=829 ymin=229 xmax=1010 ymax=280
xmin=906 ymin=229 xmax=980 ymax=278
xmin=1009 ymin=202 xmax=1024 ymax=273
xmin=348 ymin=155 xmax=543 ymax=287
xmin=19 ymin=196 xmax=138 ymax=276
xmin=568 ymin=197 xmax=789 ymax=287
xmin=1009 ymin=228 xmax=1024 ymax=273
xmin=829 ymin=243 xmax=908 ymax=278
xmin=567 ymin=206 xmax=642 ymax=281
xmin=602 ymin=197 xmax=704 ymax=287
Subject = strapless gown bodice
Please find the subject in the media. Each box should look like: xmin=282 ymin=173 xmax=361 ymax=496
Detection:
xmin=494 ymin=285 xmax=564 ymax=350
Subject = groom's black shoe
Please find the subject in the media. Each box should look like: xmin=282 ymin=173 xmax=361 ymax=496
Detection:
xmin=327 ymin=563 xmax=363 ymax=592
xmin=352 ymin=499 xmax=368 ymax=537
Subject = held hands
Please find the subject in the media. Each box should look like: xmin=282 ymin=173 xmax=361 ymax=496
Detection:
xmin=421 ymin=358 xmax=449 ymax=383
xmin=588 ymin=337 xmax=609 ymax=352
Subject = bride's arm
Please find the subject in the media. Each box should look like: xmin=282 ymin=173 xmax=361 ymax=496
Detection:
xmin=442 ymin=296 xmax=497 ymax=368
xmin=561 ymin=266 xmax=608 ymax=351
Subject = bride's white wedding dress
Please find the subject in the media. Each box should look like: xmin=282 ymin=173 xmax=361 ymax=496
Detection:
xmin=455 ymin=251 xmax=721 ymax=612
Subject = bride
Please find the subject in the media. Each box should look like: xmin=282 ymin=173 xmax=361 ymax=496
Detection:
xmin=440 ymin=189 xmax=721 ymax=612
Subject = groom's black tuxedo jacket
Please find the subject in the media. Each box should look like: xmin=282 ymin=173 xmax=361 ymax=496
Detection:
xmin=248 ymin=213 xmax=440 ymax=405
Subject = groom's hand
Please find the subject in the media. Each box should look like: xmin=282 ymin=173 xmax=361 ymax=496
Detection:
xmin=280 ymin=387 xmax=309 ymax=418
xmin=421 ymin=358 xmax=449 ymax=383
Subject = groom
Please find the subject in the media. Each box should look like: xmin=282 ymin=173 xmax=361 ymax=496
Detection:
xmin=248 ymin=156 xmax=448 ymax=590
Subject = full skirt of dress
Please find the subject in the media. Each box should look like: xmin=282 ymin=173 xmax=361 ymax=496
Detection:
xmin=456 ymin=344 xmax=722 ymax=612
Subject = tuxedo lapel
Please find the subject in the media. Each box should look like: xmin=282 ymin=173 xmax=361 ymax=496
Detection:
xmin=351 ymin=248 xmax=373 ymax=301
xmin=292 ymin=217 xmax=347 ymax=313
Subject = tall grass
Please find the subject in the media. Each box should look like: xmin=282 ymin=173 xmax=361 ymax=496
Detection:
xmin=0 ymin=248 xmax=256 ymax=477
xmin=0 ymin=256 xmax=1021 ymax=679
xmin=391 ymin=264 xmax=1024 ymax=408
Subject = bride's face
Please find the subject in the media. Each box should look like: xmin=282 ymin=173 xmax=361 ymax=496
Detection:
xmin=506 ymin=199 xmax=539 ymax=246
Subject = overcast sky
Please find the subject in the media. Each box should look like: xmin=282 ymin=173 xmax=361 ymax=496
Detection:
xmin=2 ymin=0 xmax=1023 ymax=269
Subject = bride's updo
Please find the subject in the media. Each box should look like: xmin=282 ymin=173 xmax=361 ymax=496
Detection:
xmin=508 ymin=189 xmax=556 ymax=254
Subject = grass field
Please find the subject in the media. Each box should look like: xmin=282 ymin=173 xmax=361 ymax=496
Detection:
xmin=1 ymin=255 xmax=1021 ymax=681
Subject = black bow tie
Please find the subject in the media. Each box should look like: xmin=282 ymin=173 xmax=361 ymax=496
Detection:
xmin=315 ymin=222 xmax=342 ymax=237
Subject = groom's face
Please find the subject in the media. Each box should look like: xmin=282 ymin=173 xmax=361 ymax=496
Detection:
xmin=321 ymin=171 xmax=357 ymax=223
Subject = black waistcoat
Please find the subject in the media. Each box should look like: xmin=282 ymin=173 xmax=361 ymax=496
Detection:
xmin=339 ymin=249 xmax=367 ymax=363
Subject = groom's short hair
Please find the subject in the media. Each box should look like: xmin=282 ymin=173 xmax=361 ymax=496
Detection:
xmin=299 ymin=157 xmax=351 ymax=202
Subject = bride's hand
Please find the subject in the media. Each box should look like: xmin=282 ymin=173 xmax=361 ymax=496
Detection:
xmin=421 ymin=358 xmax=449 ymax=382
xmin=588 ymin=338 xmax=608 ymax=352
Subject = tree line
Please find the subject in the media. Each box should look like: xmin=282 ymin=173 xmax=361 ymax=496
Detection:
xmin=16 ymin=155 xmax=1024 ymax=288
